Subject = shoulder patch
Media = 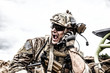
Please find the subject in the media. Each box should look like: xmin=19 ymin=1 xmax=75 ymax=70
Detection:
xmin=24 ymin=41 xmax=32 ymax=50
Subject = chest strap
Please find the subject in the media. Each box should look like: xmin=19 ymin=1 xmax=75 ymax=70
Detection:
xmin=47 ymin=45 xmax=54 ymax=73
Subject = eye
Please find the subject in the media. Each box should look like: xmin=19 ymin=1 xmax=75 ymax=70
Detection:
xmin=55 ymin=25 xmax=65 ymax=31
xmin=51 ymin=23 xmax=65 ymax=31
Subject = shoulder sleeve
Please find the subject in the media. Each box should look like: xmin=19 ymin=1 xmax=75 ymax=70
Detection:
xmin=9 ymin=36 xmax=48 ymax=73
xmin=9 ymin=39 xmax=34 ymax=73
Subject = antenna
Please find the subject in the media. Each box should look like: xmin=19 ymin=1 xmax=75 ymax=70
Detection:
xmin=80 ymin=34 xmax=89 ymax=46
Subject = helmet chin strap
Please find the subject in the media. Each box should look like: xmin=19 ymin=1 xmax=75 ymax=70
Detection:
xmin=57 ymin=37 xmax=66 ymax=47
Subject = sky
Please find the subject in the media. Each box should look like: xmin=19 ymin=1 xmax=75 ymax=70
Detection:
xmin=0 ymin=0 xmax=110 ymax=61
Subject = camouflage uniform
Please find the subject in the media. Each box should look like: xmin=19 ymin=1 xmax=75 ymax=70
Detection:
xmin=9 ymin=10 xmax=91 ymax=73
xmin=9 ymin=36 xmax=92 ymax=73
xmin=0 ymin=60 xmax=10 ymax=73
xmin=9 ymin=35 xmax=73 ymax=73
xmin=9 ymin=36 xmax=47 ymax=73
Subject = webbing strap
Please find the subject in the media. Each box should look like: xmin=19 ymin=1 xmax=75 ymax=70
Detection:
xmin=47 ymin=45 xmax=54 ymax=73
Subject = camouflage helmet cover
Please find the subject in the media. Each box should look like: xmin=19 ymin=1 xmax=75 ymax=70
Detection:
xmin=50 ymin=10 xmax=76 ymax=28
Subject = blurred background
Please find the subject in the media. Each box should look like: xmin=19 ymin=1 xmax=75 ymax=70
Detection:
xmin=0 ymin=0 xmax=110 ymax=61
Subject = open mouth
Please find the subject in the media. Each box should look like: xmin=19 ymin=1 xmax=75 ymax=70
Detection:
xmin=52 ymin=34 xmax=58 ymax=41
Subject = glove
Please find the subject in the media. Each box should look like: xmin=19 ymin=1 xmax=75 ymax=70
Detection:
xmin=41 ymin=51 xmax=48 ymax=61
xmin=64 ymin=31 xmax=75 ymax=50
xmin=40 ymin=51 xmax=48 ymax=69
xmin=64 ymin=54 xmax=72 ymax=70
xmin=64 ymin=31 xmax=75 ymax=42
xmin=64 ymin=54 xmax=71 ymax=62
xmin=16 ymin=70 xmax=27 ymax=73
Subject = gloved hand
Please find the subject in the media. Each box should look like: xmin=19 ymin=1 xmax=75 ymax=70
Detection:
xmin=16 ymin=70 xmax=27 ymax=73
xmin=63 ymin=31 xmax=75 ymax=50
xmin=40 ymin=51 xmax=48 ymax=68
xmin=64 ymin=54 xmax=71 ymax=62
xmin=64 ymin=55 xmax=72 ymax=70
xmin=41 ymin=51 xmax=48 ymax=61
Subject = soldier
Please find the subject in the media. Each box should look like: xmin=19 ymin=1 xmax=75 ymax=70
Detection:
xmin=9 ymin=10 xmax=91 ymax=73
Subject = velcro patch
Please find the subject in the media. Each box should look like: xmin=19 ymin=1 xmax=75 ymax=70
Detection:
xmin=24 ymin=41 xmax=32 ymax=50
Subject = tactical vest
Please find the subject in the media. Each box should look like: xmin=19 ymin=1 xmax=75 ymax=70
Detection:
xmin=33 ymin=36 xmax=72 ymax=73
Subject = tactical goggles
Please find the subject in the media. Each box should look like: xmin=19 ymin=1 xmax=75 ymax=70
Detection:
xmin=51 ymin=23 xmax=66 ymax=31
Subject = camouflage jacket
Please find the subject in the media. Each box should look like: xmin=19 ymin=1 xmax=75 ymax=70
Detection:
xmin=9 ymin=35 xmax=70 ymax=73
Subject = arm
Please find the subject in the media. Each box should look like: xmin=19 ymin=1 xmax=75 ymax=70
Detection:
xmin=69 ymin=49 xmax=85 ymax=73
xmin=65 ymin=32 xmax=91 ymax=73
xmin=66 ymin=40 xmax=85 ymax=73
xmin=9 ymin=37 xmax=46 ymax=73
xmin=9 ymin=39 xmax=34 ymax=73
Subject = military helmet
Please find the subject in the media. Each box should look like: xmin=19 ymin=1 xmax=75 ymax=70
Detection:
xmin=50 ymin=10 xmax=76 ymax=28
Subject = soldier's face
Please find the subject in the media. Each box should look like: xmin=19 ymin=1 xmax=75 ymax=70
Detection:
xmin=51 ymin=23 xmax=65 ymax=44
